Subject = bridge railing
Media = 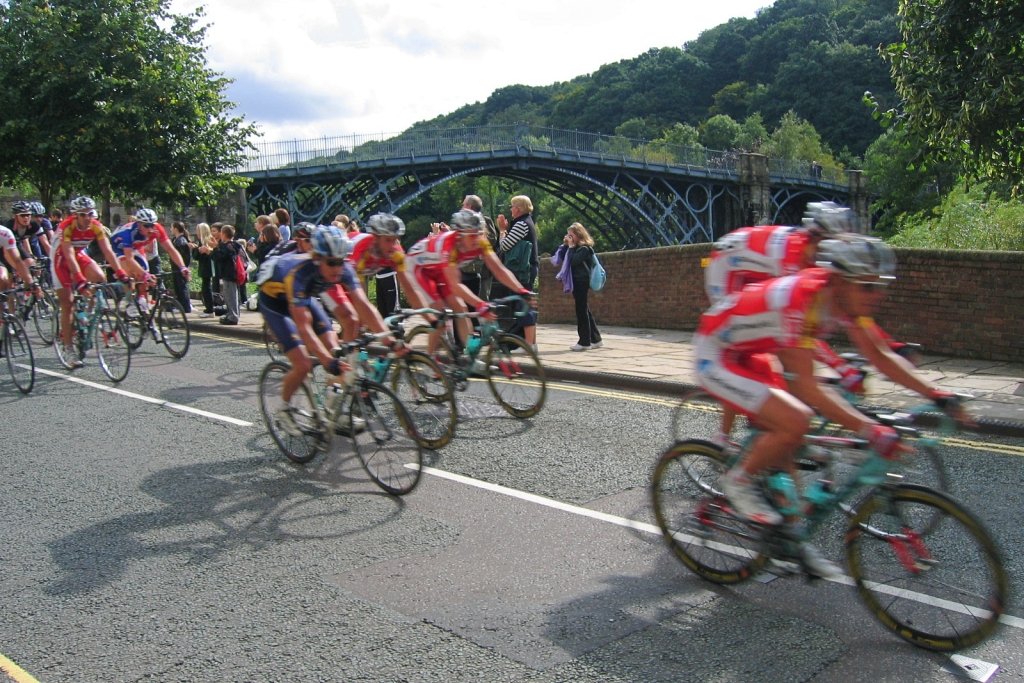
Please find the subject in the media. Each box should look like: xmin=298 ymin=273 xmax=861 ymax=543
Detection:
xmin=237 ymin=125 xmax=843 ymax=185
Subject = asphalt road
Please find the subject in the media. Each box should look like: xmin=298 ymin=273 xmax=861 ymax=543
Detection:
xmin=2 ymin=330 xmax=1024 ymax=682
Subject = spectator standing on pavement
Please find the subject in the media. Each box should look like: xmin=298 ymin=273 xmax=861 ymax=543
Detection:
xmin=249 ymin=223 xmax=282 ymax=265
xmin=212 ymin=224 xmax=242 ymax=325
xmin=496 ymin=195 xmax=539 ymax=292
xmin=170 ymin=221 xmax=194 ymax=312
xmin=274 ymin=208 xmax=292 ymax=242
xmin=551 ymin=222 xmax=602 ymax=351
xmin=193 ymin=222 xmax=215 ymax=317
xmin=457 ymin=194 xmax=498 ymax=300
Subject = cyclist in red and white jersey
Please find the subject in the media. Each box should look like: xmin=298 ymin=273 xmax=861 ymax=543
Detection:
xmin=53 ymin=196 xmax=127 ymax=367
xmin=0 ymin=224 xmax=37 ymax=294
xmin=348 ymin=213 xmax=429 ymax=312
xmin=694 ymin=237 xmax=965 ymax=577
xmin=407 ymin=210 xmax=534 ymax=353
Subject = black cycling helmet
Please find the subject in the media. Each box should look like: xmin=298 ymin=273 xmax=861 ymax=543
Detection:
xmin=11 ymin=200 xmax=32 ymax=215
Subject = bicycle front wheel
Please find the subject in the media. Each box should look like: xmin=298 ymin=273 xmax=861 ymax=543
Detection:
xmin=4 ymin=317 xmax=35 ymax=394
xmin=258 ymin=361 xmax=326 ymax=464
xmin=156 ymin=297 xmax=191 ymax=358
xmin=484 ymin=333 xmax=546 ymax=418
xmin=846 ymin=484 xmax=1008 ymax=651
xmin=31 ymin=290 xmax=58 ymax=346
xmin=94 ymin=310 xmax=131 ymax=382
xmin=348 ymin=381 xmax=423 ymax=495
xmin=651 ymin=439 xmax=767 ymax=584
xmin=390 ymin=350 xmax=457 ymax=450
xmin=119 ymin=297 xmax=147 ymax=350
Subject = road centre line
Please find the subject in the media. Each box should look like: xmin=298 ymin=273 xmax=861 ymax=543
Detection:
xmin=0 ymin=653 xmax=41 ymax=683
xmin=35 ymin=367 xmax=253 ymax=427
xmin=419 ymin=464 xmax=1024 ymax=631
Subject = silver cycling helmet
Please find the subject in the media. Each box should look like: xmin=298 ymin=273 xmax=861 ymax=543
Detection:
xmin=815 ymin=236 xmax=896 ymax=282
xmin=449 ymin=209 xmax=485 ymax=233
xmin=803 ymin=201 xmax=853 ymax=236
xmin=69 ymin=196 xmax=97 ymax=213
xmin=365 ymin=212 xmax=406 ymax=237
xmin=30 ymin=201 xmax=46 ymax=216
xmin=134 ymin=207 xmax=158 ymax=224
xmin=11 ymin=200 xmax=32 ymax=215
xmin=310 ymin=224 xmax=352 ymax=259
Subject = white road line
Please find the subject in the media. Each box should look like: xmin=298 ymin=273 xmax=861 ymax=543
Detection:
xmin=35 ymin=367 xmax=253 ymax=427
xmin=420 ymin=464 xmax=1024 ymax=632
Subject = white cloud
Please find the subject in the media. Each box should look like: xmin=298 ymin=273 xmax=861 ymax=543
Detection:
xmin=170 ymin=0 xmax=771 ymax=142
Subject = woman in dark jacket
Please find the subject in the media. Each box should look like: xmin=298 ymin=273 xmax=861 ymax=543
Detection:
xmin=192 ymin=222 xmax=215 ymax=317
xmin=551 ymin=222 xmax=603 ymax=351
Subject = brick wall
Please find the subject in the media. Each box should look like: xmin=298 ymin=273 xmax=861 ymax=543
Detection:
xmin=538 ymin=246 xmax=1024 ymax=362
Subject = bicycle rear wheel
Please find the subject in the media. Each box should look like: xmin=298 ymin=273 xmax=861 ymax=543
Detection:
xmin=31 ymin=290 xmax=58 ymax=345
xmin=119 ymin=297 xmax=147 ymax=350
xmin=94 ymin=310 xmax=131 ymax=382
xmin=4 ymin=317 xmax=35 ymax=394
xmin=484 ymin=333 xmax=546 ymax=418
xmin=390 ymin=350 xmax=457 ymax=449
xmin=651 ymin=439 xmax=767 ymax=584
xmin=156 ymin=297 xmax=191 ymax=358
xmin=258 ymin=361 xmax=326 ymax=464
xmin=263 ymin=320 xmax=285 ymax=362
xmin=348 ymin=381 xmax=422 ymax=495
xmin=846 ymin=484 xmax=1007 ymax=651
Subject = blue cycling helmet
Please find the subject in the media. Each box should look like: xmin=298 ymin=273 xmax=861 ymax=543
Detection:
xmin=310 ymin=224 xmax=351 ymax=259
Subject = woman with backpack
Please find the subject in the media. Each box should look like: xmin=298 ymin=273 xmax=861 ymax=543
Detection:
xmin=551 ymin=222 xmax=603 ymax=351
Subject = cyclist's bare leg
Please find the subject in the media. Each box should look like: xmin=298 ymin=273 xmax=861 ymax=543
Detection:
xmin=735 ymin=389 xmax=812 ymax=476
xmin=282 ymin=346 xmax=314 ymax=403
xmin=444 ymin=294 xmax=471 ymax=348
xmin=120 ymin=255 xmax=148 ymax=298
xmin=720 ymin=406 xmax=738 ymax=443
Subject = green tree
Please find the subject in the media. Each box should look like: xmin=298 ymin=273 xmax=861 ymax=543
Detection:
xmin=764 ymin=111 xmax=834 ymax=165
xmin=699 ymin=114 xmax=741 ymax=151
xmin=882 ymin=0 xmax=1024 ymax=189
xmin=0 ymin=0 xmax=256 ymax=208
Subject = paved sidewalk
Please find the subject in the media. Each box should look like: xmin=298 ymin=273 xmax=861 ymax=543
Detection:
xmin=188 ymin=306 xmax=1024 ymax=437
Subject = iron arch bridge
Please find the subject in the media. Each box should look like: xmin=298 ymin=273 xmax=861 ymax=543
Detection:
xmin=239 ymin=125 xmax=855 ymax=249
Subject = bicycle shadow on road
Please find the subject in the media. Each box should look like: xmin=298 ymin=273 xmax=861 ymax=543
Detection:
xmin=44 ymin=432 xmax=408 ymax=597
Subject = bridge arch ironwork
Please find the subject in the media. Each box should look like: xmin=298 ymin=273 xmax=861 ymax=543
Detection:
xmin=240 ymin=125 xmax=858 ymax=249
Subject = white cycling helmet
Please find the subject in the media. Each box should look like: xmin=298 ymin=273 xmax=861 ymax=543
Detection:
xmin=69 ymin=196 xmax=97 ymax=213
xmin=815 ymin=236 xmax=896 ymax=282
xmin=449 ymin=209 xmax=485 ymax=233
xmin=310 ymin=224 xmax=352 ymax=259
xmin=134 ymin=207 xmax=158 ymax=224
xmin=803 ymin=201 xmax=853 ymax=236
xmin=365 ymin=212 xmax=406 ymax=237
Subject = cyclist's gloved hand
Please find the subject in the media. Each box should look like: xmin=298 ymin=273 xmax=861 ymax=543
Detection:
xmin=475 ymin=301 xmax=495 ymax=319
xmin=838 ymin=364 xmax=866 ymax=394
xmin=73 ymin=272 xmax=89 ymax=292
xmin=145 ymin=273 xmax=158 ymax=285
xmin=929 ymin=388 xmax=959 ymax=411
xmin=179 ymin=266 xmax=191 ymax=281
xmin=326 ymin=358 xmax=348 ymax=376
xmin=860 ymin=423 xmax=900 ymax=460
xmin=114 ymin=268 xmax=131 ymax=283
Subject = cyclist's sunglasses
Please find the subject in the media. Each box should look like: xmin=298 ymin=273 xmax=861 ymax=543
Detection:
xmin=16 ymin=212 xmax=31 ymax=217
xmin=140 ymin=222 xmax=155 ymax=228
xmin=323 ymin=257 xmax=346 ymax=267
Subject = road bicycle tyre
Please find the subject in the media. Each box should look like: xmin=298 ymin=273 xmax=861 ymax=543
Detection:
xmin=156 ymin=296 xmax=191 ymax=358
xmin=53 ymin=329 xmax=85 ymax=370
xmin=845 ymin=484 xmax=1007 ymax=652
xmin=94 ymin=309 xmax=131 ymax=382
xmin=4 ymin=317 xmax=35 ymax=394
xmin=404 ymin=324 xmax=458 ymax=365
xmin=671 ymin=388 xmax=756 ymax=448
xmin=484 ymin=333 xmax=546 ymax=418
xmin=651 ymin=439 xmax=767 ymax=584
xmin=119 ymin=297 xmax=147 ymax=350
xmin=263 ymin=320 xmax=286 ymax=363
xmin=31 ymin=289 xmax=59 ymax=346
xmin=389 ymin=350 xmax=457 ymax=450
xmin=258 ymin=361 xmax=326 ymax=464
xmin=347 ymin=380 xmax=423 ymax=496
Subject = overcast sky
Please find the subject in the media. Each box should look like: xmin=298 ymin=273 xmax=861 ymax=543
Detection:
xmin=169 ymin=1 xmax=771 ymax=144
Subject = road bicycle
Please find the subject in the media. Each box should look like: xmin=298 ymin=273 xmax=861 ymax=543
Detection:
xmin=650 ymin=414 xmax=1008 ymax=652
xmin=118 ymin=273 xmax=191 ymax=358
xmin=258 ymin=336 xmax=423 ymax=496
xmin=54 ymin=282 xmax=132 ymax=382
xmin=1 ymin=286 xmax=36 ymax=394
xmin=403 ymin=295 xmax=546 ymax=419
xmin=13 ymin=258 xmax=59 ymax=345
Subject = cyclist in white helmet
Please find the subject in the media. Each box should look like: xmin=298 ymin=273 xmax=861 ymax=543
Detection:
xmin=694 ymin=235 xmax=968 ymax=577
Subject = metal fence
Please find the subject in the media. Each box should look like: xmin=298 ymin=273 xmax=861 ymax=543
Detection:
xmin=236 ymin=125 xmax=844 ymax=185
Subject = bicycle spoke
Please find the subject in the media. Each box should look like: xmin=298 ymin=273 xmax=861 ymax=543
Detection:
xmin=4 ymin=318 xmax=35 ymax=394
xmin=349 ymin=382 xmax=422 ymax=495
xmin=156 ymin=297 xmax=191 ymax=358
xmin=485 ymin=333 xmax=546 ymax=418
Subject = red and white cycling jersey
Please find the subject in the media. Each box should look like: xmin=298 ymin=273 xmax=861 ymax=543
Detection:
xmin=56 ymin=215 xmax=107 ymax=253
xmin=695 ymin=268 xmax=876 ymax=414
xmin=0 ymin=226 xmax=16 ymax=252
xmin=704 ymin=225 xmax=813 ymax=304
xmin=406 ymin=231 xmax=493 ymax=300
xmin=347 ymin=232 xmax=407 ymax=278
